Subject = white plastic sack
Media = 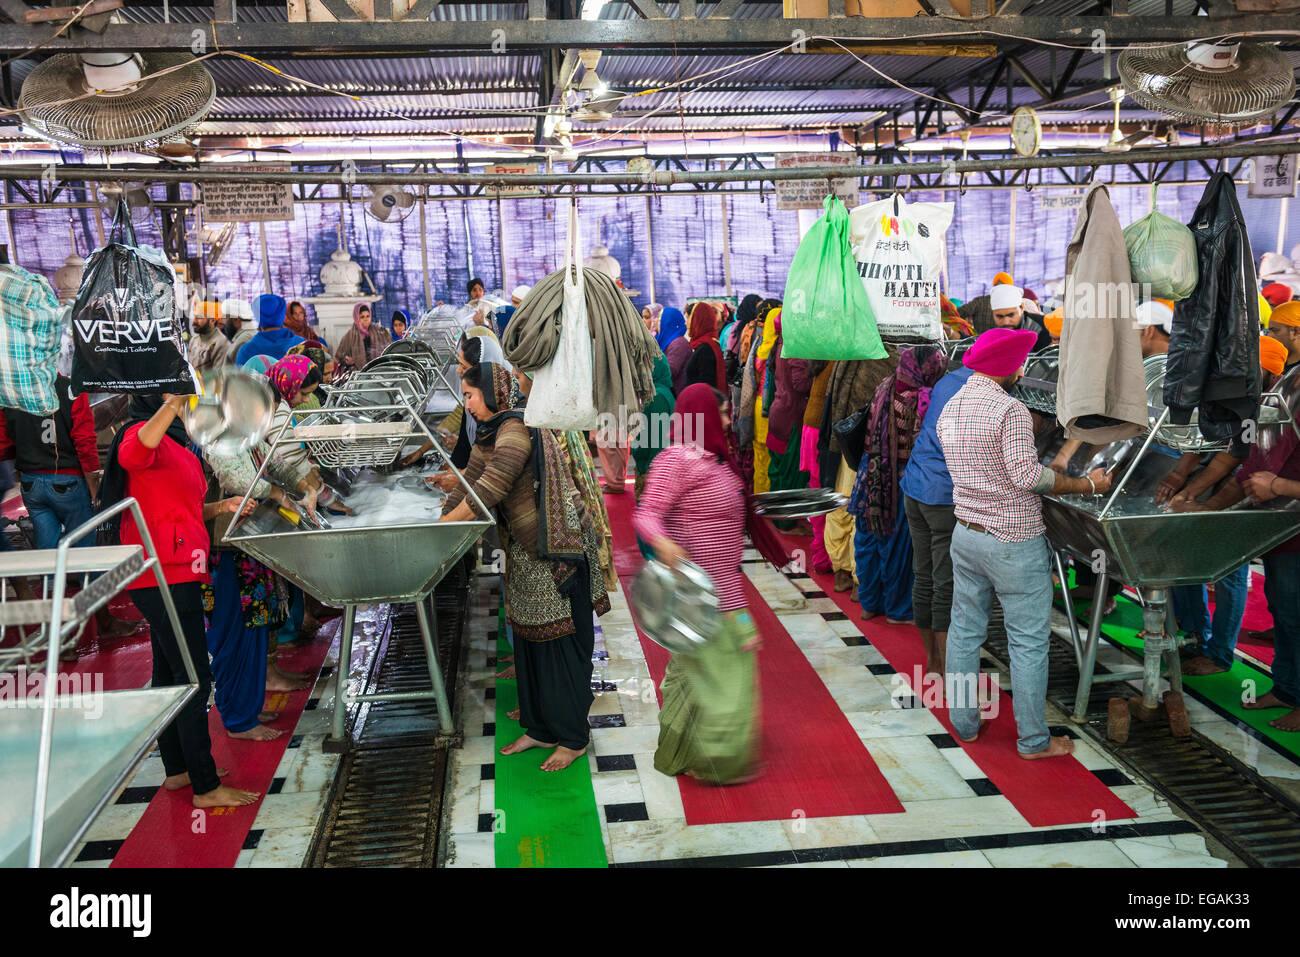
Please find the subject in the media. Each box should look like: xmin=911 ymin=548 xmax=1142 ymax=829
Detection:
xmin=524 ymin=204 xmax=599 ymax=431
xmin=848 ymin=195 xmax=954 ymax=342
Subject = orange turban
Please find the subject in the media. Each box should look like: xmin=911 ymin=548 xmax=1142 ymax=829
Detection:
xmin=1261 ymin=335 xmax=1289 ymax=376
xmin=992 ymin=272 xmax=1014 ymax=286
xmin=1043 ymin=308 xmax=1063 ymax=338
xmin=1271 ymin=301 xmax=1300 ymax=329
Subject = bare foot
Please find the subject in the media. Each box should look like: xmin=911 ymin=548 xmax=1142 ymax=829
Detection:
xmin=259 ymin=711 xmax=279 ymax=723
xmin=860 ymin=609 xmax=881 ymax=621
xmin=541 ymin=745 xmax=587 ymax=771
xmin=192 ymin=784 xmax=260 ymax=808
xmin=1181 ymin=655 xmax=1227 ymax=677
xmin=266 ymin=666 xmax=312 ymax=692
xmin=500 ymin=733 xmax=556 ymax=755
xmin=1243 ymin=691 xmax=1290 ymax=711
xmin=1020 ymin=735 xmax=1076 ymax=760
xmin=228 ymin=724 xmax=284 ymax=741
xmin=163 ymin=768 xmax=229 ymax=791
xmin=496 ymin=664 xmax=516 ymax=680
xmin=98 ymin=617 xmax=145 ymax=639
xmin=1269 ymin=708 xmax=1300 ymax=731
xmin=886 ymin=618 xmax=913 ymax=626
xmin=954 ymin=718 xmax=990 ymax=744
xmin=506 ymin=708 xmax=520 ymax=721
xmin=271 ymin=661 xmax=313 ymax=682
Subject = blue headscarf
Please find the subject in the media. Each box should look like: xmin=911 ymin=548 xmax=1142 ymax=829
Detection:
xmin=655 ymin=307 xmax=687 ymax=352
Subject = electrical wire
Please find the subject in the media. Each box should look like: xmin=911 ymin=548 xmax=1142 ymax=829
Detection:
xmin=0 ymin=0 xmax=100 ymax=69
xmin=1 ymin=23 xmax=1293 ymax=158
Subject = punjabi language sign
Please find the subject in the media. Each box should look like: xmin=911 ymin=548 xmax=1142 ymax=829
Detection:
xmin=200 ymin=164 xmax=295 ymax=222
xmin=774 ymin=152 xmax=860 ymax=210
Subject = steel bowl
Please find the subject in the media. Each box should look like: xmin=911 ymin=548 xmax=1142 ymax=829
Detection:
xmin=186 ymin=367 xmax=275 ymax=455
xmin=630 ymin=558 xmax=721 ymax=655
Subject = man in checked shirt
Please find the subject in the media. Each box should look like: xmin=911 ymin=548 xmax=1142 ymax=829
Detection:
xmin=937 ymin=328 xmax=1112 ymax=759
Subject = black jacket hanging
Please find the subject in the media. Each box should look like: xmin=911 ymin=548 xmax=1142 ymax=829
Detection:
xmin=1162 ymin=172 xmax=1260 ymax=441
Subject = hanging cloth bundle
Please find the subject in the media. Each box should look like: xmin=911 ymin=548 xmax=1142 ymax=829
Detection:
xmin=504 ymin=202 xmax=657 ymax=421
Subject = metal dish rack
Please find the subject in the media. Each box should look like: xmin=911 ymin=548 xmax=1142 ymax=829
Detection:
xmin=225 ymin=348 xmax=492 ymax=751
xmin=0 ymin=498 xmax=197 ymax=867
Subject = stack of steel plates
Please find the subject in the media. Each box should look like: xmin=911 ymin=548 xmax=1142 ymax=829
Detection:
xmin=752 ymin=487 xmax=847 ymax=518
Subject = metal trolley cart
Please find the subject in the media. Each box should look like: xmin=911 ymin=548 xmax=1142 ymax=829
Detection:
xmin=0 ymin=499 xmax=198 ymax=867
xmin=225 ymin=341 xmax=491 ymax=752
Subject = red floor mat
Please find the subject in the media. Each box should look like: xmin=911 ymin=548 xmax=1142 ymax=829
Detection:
xmin=110 ymin=626 xmax=335 ymax=869
xmin=773 ymin=529 xmax=1136 ymax=829
xmin=604 ymin=492 xmax=904 ymax=824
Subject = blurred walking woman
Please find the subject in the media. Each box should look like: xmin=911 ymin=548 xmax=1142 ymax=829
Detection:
xmin=634 ymin=384 xmax=788 ymax=784
xmin=99 ymin=395 xmax=260 ymax=808
xmin=439 ymin=361 xmax=610 ymax=771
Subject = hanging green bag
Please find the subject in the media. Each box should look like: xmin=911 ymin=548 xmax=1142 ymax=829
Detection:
xmin=1123 ymin=206 xmax=1199 ymax=301
xmin=782 ymin=194 xmax=888 ymax=360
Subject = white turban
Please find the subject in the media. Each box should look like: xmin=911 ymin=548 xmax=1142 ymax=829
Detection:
xmin=511 ymin=284 xmax=531 ymax=301
xmin=1135 ymin=300 xmax=1173 ymax=333
xmin=990 ymin=284 xmax=1024 ymax=311
xmin=221 ymin=298 xmax=252 ymax=321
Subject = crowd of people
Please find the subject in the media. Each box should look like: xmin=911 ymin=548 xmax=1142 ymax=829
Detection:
xmin=8 ymin=260 xmax=1300 ymax=809
xmin=614 ymin=269 xmax=1300 ymax=780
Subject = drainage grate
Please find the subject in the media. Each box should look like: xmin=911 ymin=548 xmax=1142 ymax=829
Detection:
xmin=310 ymin=562 xmax=474 ymax=867
xmin=983 ymin=611 xmax=1300 ymax=867
xmin=309 ymin=746 xmax=448 ymax=867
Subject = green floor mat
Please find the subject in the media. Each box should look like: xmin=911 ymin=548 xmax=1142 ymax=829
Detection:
xmin=1063 ymin=591 xmax=1300 ymax=760
xmin=492 ymin=607 xmax=608 ymax=868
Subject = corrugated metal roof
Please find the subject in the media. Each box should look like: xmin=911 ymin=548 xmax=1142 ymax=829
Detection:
xmin=6 ymin=2 xmax=1294 ymax=145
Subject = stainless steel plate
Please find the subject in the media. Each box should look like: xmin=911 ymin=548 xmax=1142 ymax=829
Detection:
xmin=629 ymin=558 xmax=720 ymax=655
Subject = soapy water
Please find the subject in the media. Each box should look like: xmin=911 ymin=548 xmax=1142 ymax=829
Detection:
xmin=323 ymin=469 xmax=447 ymax=528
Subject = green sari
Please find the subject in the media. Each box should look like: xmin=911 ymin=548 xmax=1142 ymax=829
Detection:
xmin=654 ymin=610 xmax=759 ymax=784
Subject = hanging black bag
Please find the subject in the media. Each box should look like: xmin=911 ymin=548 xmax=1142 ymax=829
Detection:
xmin=70 ymin=199 xmax=196 ymax=395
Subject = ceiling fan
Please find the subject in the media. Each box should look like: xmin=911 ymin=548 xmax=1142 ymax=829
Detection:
xmin=1091 ymin=87 xmax=1156 ymax=153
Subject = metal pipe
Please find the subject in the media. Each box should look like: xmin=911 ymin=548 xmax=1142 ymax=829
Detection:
xmin=1072 ymin=570 xmax=1110 ymax=722
xmin=1 ymin=141 xmax=1296 ymax=187
xmin=330 ymin=603 xmax=356 ymax=747
xmin=414 ymin=597 xmax=454 ymax=735
xmin=1098 ymin=406 xmax=1168 ymax=520
xmin=0 ymin=179 xmax=1235 ymax=209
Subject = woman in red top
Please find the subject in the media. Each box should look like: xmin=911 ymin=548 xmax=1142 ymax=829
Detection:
xmin=100 ymin=395 xmax=260 ymax=809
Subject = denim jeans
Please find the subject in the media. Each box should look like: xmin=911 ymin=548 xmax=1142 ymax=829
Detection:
xmin=1262 ymin=553 xmax=1300 ymax=708
xmin=19 ymin=472 xmax=94 ymax=551
xmin=1171 ymin=563 xmax=1250 ymax=671
xmin=946 ymin=523 xmax=1053 ymax=754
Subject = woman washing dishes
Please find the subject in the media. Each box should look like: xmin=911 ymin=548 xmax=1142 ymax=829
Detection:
xmin=634 ymin=384 xmax=788 ymax=784
xmin=99 ymin=395 xmax=261 ymax=807
xmin=439 ymin=361 xmax=610 ymax=771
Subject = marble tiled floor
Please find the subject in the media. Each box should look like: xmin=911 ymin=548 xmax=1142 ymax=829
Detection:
xmin=66 ymin=609 xmax=381 ymax=869
xmin=444 ymin=550 xmax=1234 ymax=869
